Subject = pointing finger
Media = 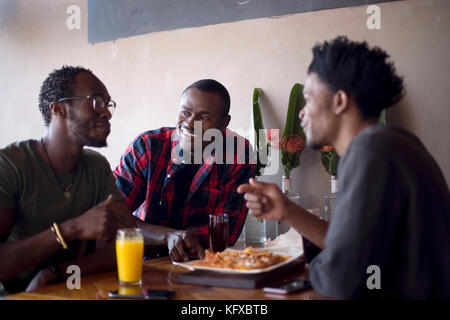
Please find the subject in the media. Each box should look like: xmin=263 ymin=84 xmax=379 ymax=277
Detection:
xmin=237 ymin=183 xmax=253 ymax=194
xmin=249 ymin=178 xmax=269 ymax=188
xmin=244 ymin=193 xmax=268 ymax=203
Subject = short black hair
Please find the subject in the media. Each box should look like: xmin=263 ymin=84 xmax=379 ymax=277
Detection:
xmin=183 ymin=79 xmax=231 ymax=116
xmin=38 ymin=65 xmax=93 ymax=126
xmin=308 ymin=36 xmax=405 ymax=119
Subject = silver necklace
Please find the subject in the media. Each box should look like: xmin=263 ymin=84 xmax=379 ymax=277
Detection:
xmin=40 ymin=137 xmax=75 ymax=199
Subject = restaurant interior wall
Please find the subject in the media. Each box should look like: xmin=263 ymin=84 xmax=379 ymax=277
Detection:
xmin=0 ymin=0 xmax=449 ymax=211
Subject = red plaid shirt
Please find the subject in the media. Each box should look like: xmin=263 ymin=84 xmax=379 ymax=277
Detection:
xmin=113 ymin=127 xmax=255 ymax=247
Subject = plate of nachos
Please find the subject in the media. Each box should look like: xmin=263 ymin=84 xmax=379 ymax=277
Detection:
xmin=173 ymin=247 xmax=302 ymax=274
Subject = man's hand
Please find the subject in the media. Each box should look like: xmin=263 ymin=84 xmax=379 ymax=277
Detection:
xmin=69 ymin=195 xmax=118 ymax=241
xmin=167 ymin=227 xmax=204 ymax=262
xmin=25 ymin=267 xmax=60 ymax=292
xmin=238 ymin=178 xmax=328 ymax=250
xmin=237 ymin=178 xmax=294 ymax=223
xmin=107 ymin=199 xmax=137 ymax=230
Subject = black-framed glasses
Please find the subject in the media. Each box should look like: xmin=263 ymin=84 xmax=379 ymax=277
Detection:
xmin=58 ymin=95 xmax=116 ymax=116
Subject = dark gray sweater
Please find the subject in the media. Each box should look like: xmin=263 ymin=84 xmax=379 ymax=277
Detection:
xmin=309 ymin=124 xmax=450 ymax=299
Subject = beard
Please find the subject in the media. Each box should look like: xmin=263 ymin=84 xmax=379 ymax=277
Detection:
xmin=303 ymin=125 xmax=326 ymax=151
xmin=305 ymin=132 xmax=326 ymax=151
xmin=83 ymin=136 xmax=107 ymax=148
xmin=68 ymin=111 xmax=108 ymax=147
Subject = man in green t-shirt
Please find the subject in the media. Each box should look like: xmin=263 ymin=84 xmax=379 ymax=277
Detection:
xmin=0 ymin=66 xmax=135 ymax=294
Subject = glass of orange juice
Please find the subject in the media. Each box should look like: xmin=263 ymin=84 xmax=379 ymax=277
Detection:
xmin=116 ymin=228 xmax=144 ymax=286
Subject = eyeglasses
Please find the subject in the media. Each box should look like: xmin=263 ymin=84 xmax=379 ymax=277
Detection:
xmin=57 ymin=96 xmax=116 ymax=116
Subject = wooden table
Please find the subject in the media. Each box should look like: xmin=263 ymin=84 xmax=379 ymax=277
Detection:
xmin=6 ymin=256 xmax=326 ymax=300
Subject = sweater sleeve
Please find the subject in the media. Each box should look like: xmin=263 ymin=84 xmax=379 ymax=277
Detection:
xmin=309 ymin=145 xmax=403 ymax=299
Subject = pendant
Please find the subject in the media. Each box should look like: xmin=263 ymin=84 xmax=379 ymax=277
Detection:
xmin=64 ymin=192 xmax=71 ymax=199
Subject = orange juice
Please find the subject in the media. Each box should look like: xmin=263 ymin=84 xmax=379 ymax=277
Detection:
xmin=116 ymin=229 xmax=144 ymax=285
xmin=118 ymin=285 xmax=143 ymax=296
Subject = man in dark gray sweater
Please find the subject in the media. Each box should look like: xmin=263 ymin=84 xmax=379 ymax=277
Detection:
xmin=238 ymin=36 xmax=450 ymax=299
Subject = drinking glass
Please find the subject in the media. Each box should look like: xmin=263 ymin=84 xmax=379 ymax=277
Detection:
xmin=116 ymin=228 xmax=144 ymax=286
xmin=209 ymin=214 xmax=229 ymax=252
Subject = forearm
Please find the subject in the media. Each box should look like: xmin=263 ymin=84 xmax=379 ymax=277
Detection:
xmin=0 ymin=217 xmax=98 ymax=282
xmin=284 ymin=201 xmax=329 ymax=250
xmin=0 ymin=228 xmax=62 ymax=282
xmin=58 ymin=219 xmax=83 ymax=243
xmin=133 ymin=218 xmax=174 ymax=246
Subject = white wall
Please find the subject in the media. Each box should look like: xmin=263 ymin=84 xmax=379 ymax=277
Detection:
xmin=1 ymin=0 xmax=449 ymax=211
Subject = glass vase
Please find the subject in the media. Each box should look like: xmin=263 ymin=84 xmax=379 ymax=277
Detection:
xmin=323 ymin=176 xmax=338 ymax=222
xmin=277 ymin=175 xmax=299 ymax=237
xmin=244 ymin=214 xmax=266 ymax=247
xmin=244 ymin=177 xmax=267 ymax=247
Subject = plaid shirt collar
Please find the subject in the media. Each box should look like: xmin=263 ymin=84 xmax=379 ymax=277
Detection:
xmin=164 ymin=129 xmax=218 ymax=201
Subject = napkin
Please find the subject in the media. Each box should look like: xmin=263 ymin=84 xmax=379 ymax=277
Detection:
xmin=264 ymin=227 xmax=303 ymax=257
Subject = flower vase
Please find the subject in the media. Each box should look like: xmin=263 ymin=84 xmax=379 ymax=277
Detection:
xmin=323 ymin=176 xmax=338 ymax=221
xmin=244 ymin=177 xmax=267 ymax=247
xmin=277 ymin=175 xmax=299 ymax=236
xmin=244 ymin=213 xmax=267 ymax=247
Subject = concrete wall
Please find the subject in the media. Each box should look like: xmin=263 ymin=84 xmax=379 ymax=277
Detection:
xmin=1 ymin=0 xmax=449 ymax=212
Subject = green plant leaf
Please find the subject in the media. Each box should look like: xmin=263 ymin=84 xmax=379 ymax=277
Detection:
xmin=281 ymin=83 xmax=306 ymax=169
xmin=321 ymin=150 xmax=339 ymax=176
xmin=252 ymin=88 xmax=266 ymax=176
xmin=329 ymin=152 xmax=338 ymax=176
xmin=282 ymin=84 xmax=304 ymax=138
xmin=321 ymin=151 xmax=330 ymax=173
xmin=253 ymin=88 xmax=264 ymax=134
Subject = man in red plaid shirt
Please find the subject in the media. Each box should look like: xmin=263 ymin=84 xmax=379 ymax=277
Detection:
xmin=114 ymin=79 xmax=255 ymax=261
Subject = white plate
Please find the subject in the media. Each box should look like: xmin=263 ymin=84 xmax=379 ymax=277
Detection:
xmin=172 ymin=248 xmax=303 ymax=274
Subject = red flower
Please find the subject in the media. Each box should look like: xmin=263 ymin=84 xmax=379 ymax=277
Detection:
xmin=281 ymin=135 xmax=305 ymax=154
xmin=267 ymin=129 xmax=280 ymax=149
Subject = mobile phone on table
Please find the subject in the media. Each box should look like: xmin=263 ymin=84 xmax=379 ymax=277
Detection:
xmin=146 ymin=289 xmax=175 ymax=299
xmin=263 ymin=279 xmax=312 ymax=294
xmin=107 ymin=289 xmax=175 ymax=300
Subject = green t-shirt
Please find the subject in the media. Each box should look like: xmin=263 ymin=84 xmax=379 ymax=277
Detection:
xmin=0 ymin=139 xmax=123 ymax=293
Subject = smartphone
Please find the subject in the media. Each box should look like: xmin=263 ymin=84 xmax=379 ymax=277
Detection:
xmin=146 ymin=289 xmax=175 ymax=299
xmin=107 ymin=289 xmax=175 ymax=300
xmin=263 ymin=279 xmax=312 ymax=294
